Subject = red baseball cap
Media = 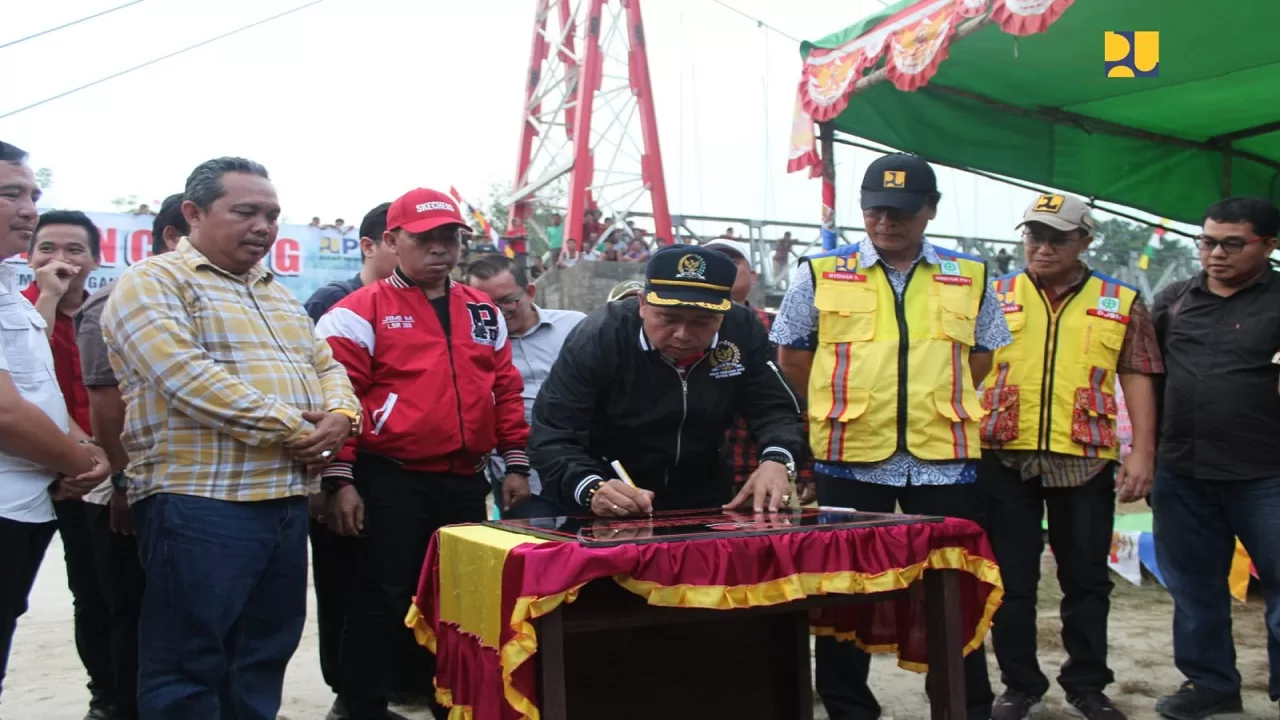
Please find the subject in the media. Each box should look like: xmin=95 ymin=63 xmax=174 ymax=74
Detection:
xmin=386 ymin=188 xmax=473 ymax=235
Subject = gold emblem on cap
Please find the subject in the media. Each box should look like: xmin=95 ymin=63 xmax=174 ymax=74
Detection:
xmin=675 ymin=254 xmax=707 ymax=280
xmin=883 ymin=171 xmax=906 ymax=189
xmin=1033 ymin=194 xmax=1065 ymax=213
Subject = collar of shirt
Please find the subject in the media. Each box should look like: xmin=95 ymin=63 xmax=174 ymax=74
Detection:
xmin=515 ymin=305 xmax=566 ymax=339
xmin=0 ymin=263 xmax=15 ymax=294
xmin=1194 ymin=266 xmax=1274 ymax=293
xmin=1028 ymin=261 xmax=1089 ymax=306
xmin=177 ymin=237 xmax=273 ymax=285
xmin=857 ymin=235 xmax=940 ymax=270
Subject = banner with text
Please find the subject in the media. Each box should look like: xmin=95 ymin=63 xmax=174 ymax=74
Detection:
xmin=5 ymin=212 xmax=364 ymax=301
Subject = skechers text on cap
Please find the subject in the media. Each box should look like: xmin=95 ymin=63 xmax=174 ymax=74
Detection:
xmin=386 ymin=188 xmax=473 ymax=235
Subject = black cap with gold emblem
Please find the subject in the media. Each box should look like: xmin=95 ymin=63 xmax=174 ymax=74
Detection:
xmin=644 ymin=245 xmax=736 ymax=313
xmin=860 ymin=152 xmax=938 ymax=214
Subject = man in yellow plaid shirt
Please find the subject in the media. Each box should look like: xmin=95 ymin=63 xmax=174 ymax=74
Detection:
xmin=102 ymin=157 xmax=359 ymax=720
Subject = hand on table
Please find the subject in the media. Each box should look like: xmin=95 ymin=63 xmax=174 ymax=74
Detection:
xmin=589 ymin=479 xmax=655 ymax=517
xmin=287 ymin=411 xmax=351 ymax=464
xmin=1116 ymin=449 xmax=1154 ymax=503
xmin=501 ymin=473 xmax=531 ymax=512
xmin=796 ymin=478 xmax=817 ymax=505
xmin=724 ymin=460 xmax=791 ymax=513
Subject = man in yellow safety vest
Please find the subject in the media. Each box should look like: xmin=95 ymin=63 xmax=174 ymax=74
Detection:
xmin=772 ymin=153 xmax=1011 ymax=720
xmin=979 ymin=194 xmax=1162 ymax=720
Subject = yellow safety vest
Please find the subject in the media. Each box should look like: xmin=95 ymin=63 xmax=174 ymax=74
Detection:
xmin=807 ymin=249 xmax=987 ymax=464
xmin=981 ymin=270 xmax=1137 ymax=459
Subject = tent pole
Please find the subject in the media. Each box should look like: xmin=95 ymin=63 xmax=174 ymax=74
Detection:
xmin=1223 ymin=145 xmax=1234 ymax=196
xmin=820 ymin=121 xmax=838 ymax=250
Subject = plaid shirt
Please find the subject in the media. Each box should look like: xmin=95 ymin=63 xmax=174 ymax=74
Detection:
xmin=724 ymin=305 xmax=813 ymax=485
xmin=101 ymin=239 xmax=359 ymax=504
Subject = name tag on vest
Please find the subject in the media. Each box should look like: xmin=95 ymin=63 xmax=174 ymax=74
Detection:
xmin=1001 ymin=303 xmax=1023 ymax=314
xmin=822 ymin=271 xmax=866 ymax=282
xmin=1086 ymin=308 xmax=1129 ymax=324
xmin=932 ymin=274 xmax=972 ymax=286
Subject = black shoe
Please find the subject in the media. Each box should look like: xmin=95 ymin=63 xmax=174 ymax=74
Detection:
xmin=1155 ymin=682 xmax=1243 ymax=720
xmin=83 ymin=706 xmax=115 ymax=720
xmin=324 ymin=697 xmax=349 ymax=720
xmin=991 ymin=689 xmax=1044 ymax=720
xmin=1067 ymin=693 xmax=1127 ymax=720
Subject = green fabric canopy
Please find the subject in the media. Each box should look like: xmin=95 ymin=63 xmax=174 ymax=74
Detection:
xmin=798 ymin=0 xmax=1280 ymax=226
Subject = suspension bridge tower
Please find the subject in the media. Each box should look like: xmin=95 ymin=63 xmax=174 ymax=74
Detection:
xmin=506 ymin=0 xmax=673 ymax=250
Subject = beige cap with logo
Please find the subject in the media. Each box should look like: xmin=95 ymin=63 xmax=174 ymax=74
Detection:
xmin=1017 ymin=193 xmax=1095 ymax=233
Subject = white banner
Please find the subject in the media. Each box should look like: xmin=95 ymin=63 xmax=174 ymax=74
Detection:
xmin=5 ymin=212 xmax=365 ymax=302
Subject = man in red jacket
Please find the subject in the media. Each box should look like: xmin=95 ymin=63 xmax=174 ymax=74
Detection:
xmin=316 ymin=188 xmax=530 ymax=720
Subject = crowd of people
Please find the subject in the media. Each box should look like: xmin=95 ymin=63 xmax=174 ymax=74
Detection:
xmin=0 ymin=136 xmax=1277 ymax=720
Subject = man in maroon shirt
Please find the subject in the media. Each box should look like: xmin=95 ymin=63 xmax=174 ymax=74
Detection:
xmin=704 ymin=239 xmax=815 ymax=503
xmin=22 ymin=209 xmax=116 ymax=720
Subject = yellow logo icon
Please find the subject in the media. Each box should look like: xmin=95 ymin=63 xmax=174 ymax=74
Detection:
xmin=883 ymin=171 xmax=906 ymax=189
xmin=1033 ymin=194 xmax=1065 ymax=213
xmin=1105 ymin=31 xmax=1159 ymax=78
xmin=675 ymin=254 xmax=706 ymax=280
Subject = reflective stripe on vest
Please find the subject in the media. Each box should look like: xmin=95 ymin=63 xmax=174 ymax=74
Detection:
xmin=981 ymin=270 xmax=1137 ymax=459
xmin=807 ymin=250 xmax=987 ymax=463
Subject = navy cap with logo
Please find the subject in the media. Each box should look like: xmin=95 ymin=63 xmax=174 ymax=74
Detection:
xmin=860 ymin=153 xmax=938 ymax=214
xmin=644 ymin=245 xmax=736 ymax=313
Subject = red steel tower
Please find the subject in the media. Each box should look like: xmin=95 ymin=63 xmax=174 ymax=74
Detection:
xmin=507 ymin=0 xmax=672 ymax=252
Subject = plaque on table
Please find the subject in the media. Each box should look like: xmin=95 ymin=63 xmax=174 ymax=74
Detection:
xmin=489 ymin=506 xmax=943 ymax=547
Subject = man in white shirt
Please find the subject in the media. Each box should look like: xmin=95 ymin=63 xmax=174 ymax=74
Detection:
xmin=0 ymin=140 xmax=111 ymax=709
xmin=466 ymin=254 xmax=584 ymax=518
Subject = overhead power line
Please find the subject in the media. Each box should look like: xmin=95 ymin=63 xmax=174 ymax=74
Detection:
xmin=706 ymin=0 xmax=802 ymax=44
xmin=0 ymin=0 xmax=329 ymax=121
xmin=0 ymin=1 xmax=147 ymax=51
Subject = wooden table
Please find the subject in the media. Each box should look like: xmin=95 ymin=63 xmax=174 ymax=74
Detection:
xmin=535 ymin=568 xmax=967 ymax=720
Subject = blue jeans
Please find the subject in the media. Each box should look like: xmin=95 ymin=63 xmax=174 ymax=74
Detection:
xmin=1152 ymin=468 xmax=1280 ymax=700
xmin=133 ymin=493 xmax=309 ymax=720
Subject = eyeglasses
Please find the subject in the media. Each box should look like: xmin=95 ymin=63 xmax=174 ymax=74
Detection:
xmin=1021 ymin=229 xmax=1082 ymax=248
xmin=1194 ymin=235 xmax=1268 ymax=254
xmin=862 ymin=207 xmax=919 ymax=224
xmin=492 ymin=293 xmax=525 ymax=308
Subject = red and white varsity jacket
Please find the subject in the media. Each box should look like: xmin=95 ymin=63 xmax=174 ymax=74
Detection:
xmin=315 ymin=268 xmax=530 ymax=479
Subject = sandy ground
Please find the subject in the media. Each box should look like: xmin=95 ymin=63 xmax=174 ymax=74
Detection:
xmin=3 ymin=535 xmax=1273 ymax=720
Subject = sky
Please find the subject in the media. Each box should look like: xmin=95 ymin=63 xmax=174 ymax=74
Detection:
xmin=0 ymin=0 xmax=1181 ymax=246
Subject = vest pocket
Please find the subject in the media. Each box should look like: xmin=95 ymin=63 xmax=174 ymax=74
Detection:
xmin=936 ymin=287 xmax=977 ymax=346
xmin=932 ymin=384 xmax=983 ymax=423
xmin=979 ymin=384 xmax=1020 ymax=443
xmin=815 ymin=285 xmax=877 ymax=343
xmin=1070 ymin=376 xmax=1119 ymax=449
xmin=1085 ymin=322 xmax=1126 ymax=367
xmin=813 ymin=387 xmax=871 ymax=424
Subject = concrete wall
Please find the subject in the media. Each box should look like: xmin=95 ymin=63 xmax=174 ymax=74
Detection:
xmin=533 ymin=261 xmax=768 ymax=313
xmin=533 ymin=262 xmax=645 ymax=313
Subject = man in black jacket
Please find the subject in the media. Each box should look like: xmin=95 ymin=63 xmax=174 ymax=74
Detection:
xmin=531 ymin=245 xmax=806 ymax=516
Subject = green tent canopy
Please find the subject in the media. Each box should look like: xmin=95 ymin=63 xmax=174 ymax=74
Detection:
xmin=788 ymin=0 xmax=1280 ymax=225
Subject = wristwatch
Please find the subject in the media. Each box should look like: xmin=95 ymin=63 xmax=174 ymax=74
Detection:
xmin=110 ymin=471 xmax=128 ymax=492
xmin=327 ymin=408 xmax=362 ymax=436
xmin=760 ymin=451 xmax=797 ymax=482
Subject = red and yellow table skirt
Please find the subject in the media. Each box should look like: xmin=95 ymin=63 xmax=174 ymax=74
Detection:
xmin=407 ymin=518 xmax=1003 ymax=720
